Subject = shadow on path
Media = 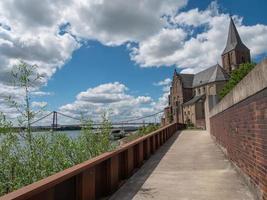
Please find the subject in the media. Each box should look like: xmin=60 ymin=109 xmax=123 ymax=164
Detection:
xmin=109 ymin=131 xmax=182 ymax=200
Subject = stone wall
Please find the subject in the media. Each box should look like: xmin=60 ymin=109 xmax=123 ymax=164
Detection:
xmin=210 ymin=58 xmax=267 ymax=200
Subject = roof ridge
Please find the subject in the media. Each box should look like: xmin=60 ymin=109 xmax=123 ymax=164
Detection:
xmin=209 ymin=65 xmax=218 ymax=82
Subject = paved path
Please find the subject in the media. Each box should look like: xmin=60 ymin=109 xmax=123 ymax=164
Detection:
xmin=110 ymin=130 xmax=255 ymax=200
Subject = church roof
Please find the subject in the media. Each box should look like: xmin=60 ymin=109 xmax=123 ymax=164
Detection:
xmin=192 ymin=64 xmax=229 ymax=87
xmin=183 ymin=94 xmax=205 ymax=106
xmin=222 ymin=17 xmax=250 ymax=55
xmin=179 ymin=74 xmax=194 ymax=88
xmin=177 ymin=64 xmax=229 ymax=89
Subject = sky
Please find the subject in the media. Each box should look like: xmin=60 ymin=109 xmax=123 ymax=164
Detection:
xmin=0 ymin=0 xmax=267 ymax=125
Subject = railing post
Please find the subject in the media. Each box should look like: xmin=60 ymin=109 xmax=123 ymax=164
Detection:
xmin=164 ymin=129 xmax=167 ymax=141
xmin=107 ymin=155 xmax=119 ymax=194
xmin=76 ymin=167 xmax=96 ymax=200
xmin=150 ymin=136 xmax=155 ymax=153
xmin=144 ymin=138 xmax=150 ymax=159
xmin=118 ymin=152 xmax=127 ymax=181
xmin=126 ymin=148 xmax=134 ymax=177
xmin=138 ymin=142 xmax=144 ymax=167
xmin=155 ymin=134 xmax=159 ymax=149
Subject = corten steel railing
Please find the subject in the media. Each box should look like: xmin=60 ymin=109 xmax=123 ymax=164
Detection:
xmin=1 ymin=123 xmax=184 ymax=200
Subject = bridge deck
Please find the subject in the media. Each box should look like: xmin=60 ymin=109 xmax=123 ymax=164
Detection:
xmin=110 ymin=130 xmax=255 ymax=200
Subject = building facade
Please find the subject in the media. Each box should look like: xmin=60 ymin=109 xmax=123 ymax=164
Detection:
xmin=162 ymin=17 xmax=251 ymax=129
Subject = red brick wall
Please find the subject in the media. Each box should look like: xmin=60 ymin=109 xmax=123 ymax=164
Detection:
xmin=210 ymin=88 xmax=267 ymax=200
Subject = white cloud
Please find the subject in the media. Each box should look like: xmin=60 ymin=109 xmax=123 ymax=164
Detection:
xmin=77 ymin=82 xmax=131 ymax=103
xmin=154 ymin=78 xmax=172 ymax=93
xmin=154 ymin=78 xmax=172 ymax=86
xmin=32 ymin=101 xmax=47 ymax=108
xmin=131 ymin=28 xmax=187 ymax=67
xmin=59 ymin=82 xmax=164 ymax=123
xmin=130 ymin=1 xmax=267 ymax=73
xmin=64 ymin=0 xmax=188 ymax=45
xmin=31 ymin=91 xmax=54 ymax=97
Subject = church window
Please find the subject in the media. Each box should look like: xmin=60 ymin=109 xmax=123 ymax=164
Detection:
xmin=231 ymin=52 xmax=234 ymax=64
xmin=228 ymin=54 xmax=231 ymax=66
xmin=198 ymin=88 xmax=201 ymax=95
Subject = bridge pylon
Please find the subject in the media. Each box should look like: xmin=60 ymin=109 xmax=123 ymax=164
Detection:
xmin=52 ymin=111 xmax=58 ymax=131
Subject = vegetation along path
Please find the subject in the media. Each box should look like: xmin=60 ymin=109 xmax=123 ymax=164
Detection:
xmin=110 ymin=130 xmax=255 ymax=200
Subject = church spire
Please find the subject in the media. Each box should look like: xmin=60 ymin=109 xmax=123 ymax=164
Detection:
xmin=173 ymin=68 xmax=178 ymax=76
xmin=222 ymin=17 xmax=249 ymax=55
xmin=221 ymin=16 xmax=251 ymax=74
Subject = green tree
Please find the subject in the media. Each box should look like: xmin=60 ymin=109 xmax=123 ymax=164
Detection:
xmin=219 ymin=63 xmax=256 ymax=99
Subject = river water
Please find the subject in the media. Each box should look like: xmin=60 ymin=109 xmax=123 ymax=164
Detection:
xmin=34 ymin=130 xmax=82 ymax=139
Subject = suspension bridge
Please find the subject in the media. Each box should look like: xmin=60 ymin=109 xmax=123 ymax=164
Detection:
xmin=26 ymin=110 xmax=164 ymax=131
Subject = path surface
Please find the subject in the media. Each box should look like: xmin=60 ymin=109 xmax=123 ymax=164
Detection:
xmin=110 ymin=130 xmax=255 ymax=200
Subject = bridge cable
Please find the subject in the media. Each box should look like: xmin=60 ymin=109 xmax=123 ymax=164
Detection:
xmin=119 ymin=110 xmax=164 ymax=123
xmin=56 ymin=111 xmax=81 ymax=121
xmin=30 ymin=112 xmax=53 ymax=125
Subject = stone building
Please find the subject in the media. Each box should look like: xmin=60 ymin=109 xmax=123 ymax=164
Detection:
xmin=162 ymin=17 xmax=251 ymax=129
xmin=221 ymin=17 xmax=251 ymax=74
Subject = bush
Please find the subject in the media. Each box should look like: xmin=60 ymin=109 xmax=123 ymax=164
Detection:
xmin=126 ymin=124 xmax=160 ymax=142
xmin=219 ymin=63 xmax=256 ymax=99
xmin=186 ymin=119 xmax=194 ymax=129
xmin=0 ymin=113 xmax=114 ymax=196
xmin=0 ymin=61 xmax=115 ymax=196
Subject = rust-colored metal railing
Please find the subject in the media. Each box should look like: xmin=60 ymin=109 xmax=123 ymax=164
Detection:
xmin=1 ymin=123 xmax=184 ymax=200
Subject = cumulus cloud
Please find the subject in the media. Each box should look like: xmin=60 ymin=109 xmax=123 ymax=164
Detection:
xmin=130 ymin=1 xmax=267 ymax=73
xmin=32 ymin=101 xmax=48 ymax=108
xmin=59 ymin=82 xmax=164 ymax=122
xmin=31 ymin=91 xmax=54 ymax=97
xmin=64 ymin=0 xmax=188 ymax=45
xmin=154 ymin=78 xmax=172 ymax=86
xmin=77 ymin=82 xmax=131 ymax=103
xmin=154 ymin=78 xmax=172 ymax=93
xmin=0 ymin=0 xmax=188 ymax=83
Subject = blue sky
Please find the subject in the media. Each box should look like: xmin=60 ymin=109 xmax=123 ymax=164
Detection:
xmin=1 ymin=0 xmax=267 ymax=123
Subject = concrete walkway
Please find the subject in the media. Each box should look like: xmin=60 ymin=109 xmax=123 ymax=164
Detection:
xmin=110 ymin=130 xmax=255 ymax=200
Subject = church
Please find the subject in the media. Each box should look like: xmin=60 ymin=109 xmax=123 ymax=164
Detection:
xmin=161 ymin=17 xmax=251 ymax=129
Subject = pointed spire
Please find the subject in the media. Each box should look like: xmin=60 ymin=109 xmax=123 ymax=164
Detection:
xmin=174 ymin=68 xmax=178 ymax=76
xmin=222 ymin=16 xmax=249 ymax=55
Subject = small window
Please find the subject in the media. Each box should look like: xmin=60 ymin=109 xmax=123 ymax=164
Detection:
xmin=198 ymin=88 xmax=201 ymax=94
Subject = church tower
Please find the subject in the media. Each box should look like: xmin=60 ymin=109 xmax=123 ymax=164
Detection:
xmin=221 ymin=17 xmax=251 ymax=74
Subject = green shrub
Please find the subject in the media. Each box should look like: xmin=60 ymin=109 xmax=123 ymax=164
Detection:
xmin=219 ymin=63 xmax=256 ymax=99
xmin=186 ymin=119 xmax=194 ymax=129
xmin=0 ymin=61 xmax=115 ymax=196
xmin=126 ymin=124 xmax=160 ymax=142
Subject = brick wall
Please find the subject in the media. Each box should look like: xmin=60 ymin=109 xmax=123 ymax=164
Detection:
xmin=210 ymin=87 xmax=267 ymax=200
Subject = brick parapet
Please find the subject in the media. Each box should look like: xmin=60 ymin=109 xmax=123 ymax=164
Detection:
xmin=210 ymin=87 xmax=267 ymax=200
